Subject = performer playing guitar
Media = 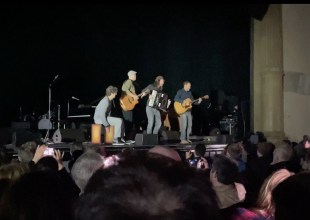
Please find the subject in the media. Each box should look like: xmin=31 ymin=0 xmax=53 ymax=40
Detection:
xmin=174 ymin=81 xmax=209 ymax=144
xmin=120 ymin=70 xmax=138 ymax=111
xmin=174 ymin=95 xmax=209 ymax=115
xmin=120 ymin=89 xmax=150 ymax=111
xmin=120 ymin=70 xmax=139 ymax=143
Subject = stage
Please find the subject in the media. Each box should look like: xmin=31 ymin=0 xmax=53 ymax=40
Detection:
xmin=45 ymin=135 xmax=228 ymax=159
xmin=1 ymin=124 xmax=229 ymax=161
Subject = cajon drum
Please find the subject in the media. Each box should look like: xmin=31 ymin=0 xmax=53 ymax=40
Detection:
xmin=104 ymin=125 xmax=115 ymax=144
xmin=91 ymin=124 xmax=102 ymax=144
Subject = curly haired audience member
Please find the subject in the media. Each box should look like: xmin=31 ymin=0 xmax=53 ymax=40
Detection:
xmin=17 ymin=141 xmax=37 ymax=163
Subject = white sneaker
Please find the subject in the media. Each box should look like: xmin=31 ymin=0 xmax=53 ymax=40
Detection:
xmin=112 ymin=140 xmax=125 ymax=146
xmin=124 ymin=140 xmax=135 ymax=145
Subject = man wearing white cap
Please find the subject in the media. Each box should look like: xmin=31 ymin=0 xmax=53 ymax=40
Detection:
xmin=120 ymin=70 xmax=139 ymax=143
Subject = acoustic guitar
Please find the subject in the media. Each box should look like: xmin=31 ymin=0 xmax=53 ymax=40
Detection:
xmin=120 ymin=89 xmax=150 ymax=111
xmin=174 ymin=95 xmax=209 ymax=115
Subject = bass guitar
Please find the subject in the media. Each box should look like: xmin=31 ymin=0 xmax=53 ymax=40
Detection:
xmin=120 ymin=89 xmax=150 ymax=111
xmin=174 ymin=95 xmax=209 ymax=115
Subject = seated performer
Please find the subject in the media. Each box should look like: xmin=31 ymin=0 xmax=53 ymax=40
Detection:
xmin=93 ymin=86 xmax=125 ymax=145
xmin=174 ymin=81 xmax=202 ymax=144
xmin=141 ymin=75 xmax=165 ymax=134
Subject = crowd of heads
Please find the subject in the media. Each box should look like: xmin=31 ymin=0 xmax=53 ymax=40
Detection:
xmin=0 ymin=132 xmax=310 ymax=220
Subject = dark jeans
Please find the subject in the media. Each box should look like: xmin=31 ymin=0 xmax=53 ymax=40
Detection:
xmin=122 ymin=110 xmax=135 ymax=140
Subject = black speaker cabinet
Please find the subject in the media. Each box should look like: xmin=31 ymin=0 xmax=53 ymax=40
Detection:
xmin=52 ymin=129 xmax=85 ymax=143
xmin=135 ymin=134 xmax=158 ymax=146
xmin=160 ymin=130 xmax=180 ymax=141
xmin=11 ymin=122 xmax=30 ymax=130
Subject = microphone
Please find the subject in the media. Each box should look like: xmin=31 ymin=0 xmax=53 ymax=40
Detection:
xmin=72 ymin=96 xmax=80 ymax=101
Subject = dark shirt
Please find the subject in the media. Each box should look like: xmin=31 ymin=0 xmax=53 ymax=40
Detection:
xmin=174 ymin=88 xmax=194 ymax=103
xmin=269 ymin=160 xmax=301 ymax=175
xmin=142 ymin=83 xmax=163 ymax=106
xmin=247 ymin=156 xmax=273 ymax=186
xmin=142 ymin=83 xmax=162 ymax=93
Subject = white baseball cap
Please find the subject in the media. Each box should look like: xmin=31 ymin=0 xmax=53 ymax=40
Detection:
xmin=128 ymin=70 xmax=137 ymax=76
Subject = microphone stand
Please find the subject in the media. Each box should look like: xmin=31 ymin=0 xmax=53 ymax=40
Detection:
xmin=67 ymin=99 xmax=70 ymax=117
xmin=44 ymin=75 xmax=58 ymax=143
xmin=66 ymin=99 xmax=70 ymax=130
xmin=57 ymin=104 xmax=60 ymax=129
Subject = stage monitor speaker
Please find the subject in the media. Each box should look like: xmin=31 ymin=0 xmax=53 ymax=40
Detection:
xmin=52 ymin=129 xmax=85 ymax=143
xmin=0 ymin=127 xmax=13 ymax=146
xmin=135 ymin=134 xmax=158 ymax=146
xmin=160 ymin=130 xmax=180 ymax=141
xmin=11 ymin=122 xmax=30 ymax=130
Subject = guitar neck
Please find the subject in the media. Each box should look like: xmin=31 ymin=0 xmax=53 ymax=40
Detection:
xmin=191 ymin=98 xmax=200 ymax=104
xmin=191 ymin=95 xmax=208 ymax=104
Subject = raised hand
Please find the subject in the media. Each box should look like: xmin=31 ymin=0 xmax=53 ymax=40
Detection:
xmin=32 ymin=145 xmax=48 ymax=163
xmin=133 ymin=95 xmax=139 ymax=100
xmin=53 ymin=149 xmax=65 ymax=170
